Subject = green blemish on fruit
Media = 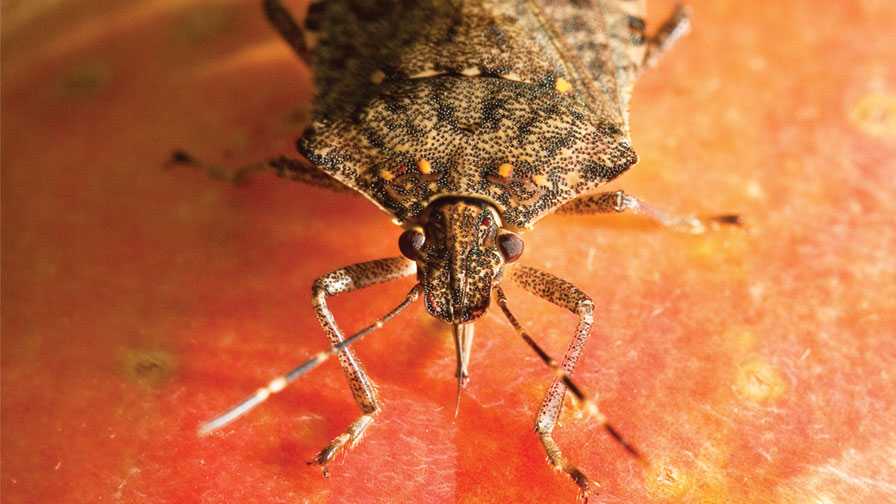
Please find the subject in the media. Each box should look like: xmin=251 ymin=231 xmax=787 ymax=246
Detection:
xmin=121 ymin=348 xmax=177 ymax=387
xmin=173 ymin=6 xmax=237 ymax=45
xmin=59 ymin=61 xmax=110 ymax=97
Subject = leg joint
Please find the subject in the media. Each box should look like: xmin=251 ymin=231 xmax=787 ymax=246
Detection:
xmin=613 ymin=190 xmax=628 ymax=212
xmin=312 ymin=270 xmax=353 ymax=299
xmin=534 ymin=418 xmax=554 ymax=436
xmin=576 ymin=298 xmax=594 ymax=320
xmin=616 ymin=191 xmax=641 ymax=213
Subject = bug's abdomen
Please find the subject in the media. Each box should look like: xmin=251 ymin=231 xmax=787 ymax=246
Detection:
xmin=307 ymin=1 xmax=565 ymax=118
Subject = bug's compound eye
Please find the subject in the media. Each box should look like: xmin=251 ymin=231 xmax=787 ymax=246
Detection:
xmin=497 ymin=231 xmax=524 ymax=263
xmin=398 ymin=227 xmax=425 ymax=260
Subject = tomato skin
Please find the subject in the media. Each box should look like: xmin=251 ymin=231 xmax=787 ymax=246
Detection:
xmin=3 ymin=1 xmax=896 ymax=503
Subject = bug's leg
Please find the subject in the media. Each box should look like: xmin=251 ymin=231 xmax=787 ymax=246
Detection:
xmin=502 ymin=266 xmax=599 ymax=499
xmin=643 ymin=4 xmax=692 ymax=69
xmin=262 ymin=0 xmax=310 ymax=64
xmin=309 ymin=257 xmax=417 ymax=474
xmin=167 ymin=150 xmax=353 ymax=193
xmin=555 ymin=190 xmax=741 ymax=234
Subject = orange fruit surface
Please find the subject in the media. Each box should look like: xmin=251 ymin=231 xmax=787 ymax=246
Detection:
xmin=3 ymin=1 xmax=895 ymax=502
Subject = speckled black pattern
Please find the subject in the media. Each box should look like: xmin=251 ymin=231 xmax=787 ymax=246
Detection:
xmin=298 ymin=0 xmax=650 ymax=229
xmin=414 ymin=198 xmax=504 ymax=323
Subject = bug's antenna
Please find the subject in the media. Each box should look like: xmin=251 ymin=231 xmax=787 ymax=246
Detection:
xmin=493 ymin=286 xmax=644 ymax=462
xmin=198 ymin=285 xmax=421 ymax=436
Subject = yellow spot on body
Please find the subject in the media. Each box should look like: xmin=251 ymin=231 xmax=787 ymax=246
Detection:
xmin=417 ymin=159 xmax=432 ymax=174
xmin=735 ymin=358 xmax=787 ymax=403
xmin=532 ymin=174 xmax=549 ymax=187
xmin=379 ymin=169 xmax=395 ymax=181
xmin=498 ymin=163 xmax=514 ymax=178
xmin=370 ymin=69 xmax=386 ymax=85
xmin=555 ymin=77 xmax=573 ymax=94
xmin=564 ymin=171 xmax=582 ymax=187
xmin=460 ymin=67 xmax=481 ymax=76
xmin=409 ymin=68 xmax=444 ymax=79
xmin=850 ymin=93 xmax=896 ymax=138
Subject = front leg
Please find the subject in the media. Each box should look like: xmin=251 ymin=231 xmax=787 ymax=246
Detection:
xmin=555 ymin=190 xmax=741 ymax=234
xmin=506 ymin=266 xmax=598 ymax=500
xmin=309 ymin=257 xmax=416 ymax=474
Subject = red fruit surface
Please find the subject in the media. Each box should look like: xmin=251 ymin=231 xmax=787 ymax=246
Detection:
xmin=3 ymin=1 xmax=895 ymax=503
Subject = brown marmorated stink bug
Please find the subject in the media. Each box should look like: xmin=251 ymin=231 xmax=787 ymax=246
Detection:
xmin=175 ymin=0 xmax=741 ymax=499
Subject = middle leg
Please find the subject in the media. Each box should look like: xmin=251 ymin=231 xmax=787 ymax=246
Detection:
xmin=554 ymin=190 xmax=741 ymax=234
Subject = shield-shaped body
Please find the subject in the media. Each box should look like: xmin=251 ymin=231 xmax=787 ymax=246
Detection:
xmin=299 ymin=0 xmax=649 ymax=229
xmin=196 ymin=3 xmax=721 ymax=500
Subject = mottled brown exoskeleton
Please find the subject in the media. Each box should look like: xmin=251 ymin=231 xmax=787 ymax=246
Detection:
xmin=185 ymin=0 xmax=740 ymax=500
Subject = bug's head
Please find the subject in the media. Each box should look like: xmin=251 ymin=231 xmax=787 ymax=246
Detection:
xmin=399 ymin=198 xmax=524 ymax=324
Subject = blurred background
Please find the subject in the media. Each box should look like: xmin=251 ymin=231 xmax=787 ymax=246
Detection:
xmin=3 ymin=1 xmax=895 ymax=503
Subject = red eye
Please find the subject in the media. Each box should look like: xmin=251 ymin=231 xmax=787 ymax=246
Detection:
xmin=398 ymin=228 xmax=425 ymax=260
xmin=497 ymin=231 xmax=524 ymax=262
xmin=481 ymin=216 xmax=492 ymax=227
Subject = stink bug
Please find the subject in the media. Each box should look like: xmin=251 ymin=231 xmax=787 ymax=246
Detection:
xmin=176 ymin=0 xmax=741 ymax=499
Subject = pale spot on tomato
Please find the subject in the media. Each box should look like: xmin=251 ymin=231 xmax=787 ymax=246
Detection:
xmin=735 ymin=358 xmax=787 ymax=403
xmin=646 ymin=461 xmax=694 ymax=500
xmin=850 ymin=93 xmax=896 ymax=138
